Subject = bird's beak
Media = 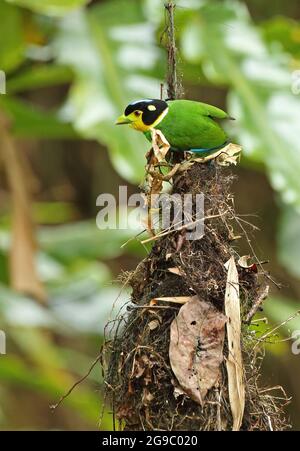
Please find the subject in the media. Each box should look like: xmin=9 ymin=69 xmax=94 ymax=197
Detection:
xmin=115 ymin=114 xmax=132 ymax=125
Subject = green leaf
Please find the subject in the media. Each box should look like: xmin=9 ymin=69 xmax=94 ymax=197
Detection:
xmin=54 ymin=3 xmax=163 ymax=182
xmin=262 ymin=16 xmax=300 ymax=61
xmin=0 ymin=2 xmax=24 ymax=73
xmin=51 ymin=285 xmax=129 ymax=333
xmin=32 ymin=201 xmax=77 ymax=224
xmin=38 ymin=220 xmax=145 ymax=263
xmin=180 ymin=0 xmax=300 ymax=209
xmin=0 ymin=96 xmax=77 ymax=138
xmin=7 ymin=64 xmax=73 ymax=94
xmin=264 ymin=296 xmax=300 ymax=334
xmin=5 ymin=0 xmax=90 ymax=16
xmin=0 ymin=284 xmax=60 ymax=328
xmin=0 ymin=354 xmax=112 ymax=428
xmin=0 ymin=252 xmax=9 ymax=284
xmin=278 ymin=206 xmax=300 ymax=278
xmin=248 ymin=296 xmax=300 ymax=356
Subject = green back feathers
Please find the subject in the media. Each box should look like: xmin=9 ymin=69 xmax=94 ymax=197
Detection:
xmin=144 ymin=99 xmax=229 ymax=151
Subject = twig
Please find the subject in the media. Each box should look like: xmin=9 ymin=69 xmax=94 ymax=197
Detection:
xmin=141 ymin=210 xmax=228 ymax=244
xmin=160 ymin=82 xmax=164 ymax=100
xmin=165 ymin=2 xmax=181 ymax=100
xmin=128 ymin=305 xmax=178 ymax=310
xmin=244 ymin=284 xmax=270 ymax=324
xmin=234 ymin=215 xmax=281 ymax=289
xmin=50 ymin=354 xmax=102 ymax=411
xmin=253 ymin=310 xmax=300 ymax=351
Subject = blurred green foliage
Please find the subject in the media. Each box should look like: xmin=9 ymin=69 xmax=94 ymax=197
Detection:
xmin=0 ymin=0 xmax=300 ymax=430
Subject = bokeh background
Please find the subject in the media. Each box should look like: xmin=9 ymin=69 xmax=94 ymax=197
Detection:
xmin=0 ymin=0 xmax=300 ymax=430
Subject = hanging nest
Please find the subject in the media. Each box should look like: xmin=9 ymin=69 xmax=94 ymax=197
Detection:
xmin=102 ymin=162 xmax=290 ymax=431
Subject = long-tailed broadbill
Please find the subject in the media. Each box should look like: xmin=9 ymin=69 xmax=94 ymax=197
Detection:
xmin=115 ymin=99 xmax=233 ymax=155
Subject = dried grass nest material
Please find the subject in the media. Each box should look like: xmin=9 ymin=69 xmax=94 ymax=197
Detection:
xmin=103 ymin=163 xmax=290 ymax=431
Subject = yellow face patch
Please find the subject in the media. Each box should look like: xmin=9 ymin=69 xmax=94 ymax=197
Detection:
xmin=126 ymin=111 xmax=151 ymax=132
xmin=147 ymin=105 xmax=156 ymax=111
xmin=118 ymin=106 xmax=169 ymax=132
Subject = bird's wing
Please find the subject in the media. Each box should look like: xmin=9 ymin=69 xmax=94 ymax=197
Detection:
xmin=168 ymin=100 xmax=231 ymax=120
xmin=196 ymin=102 xmax=230 ymax=120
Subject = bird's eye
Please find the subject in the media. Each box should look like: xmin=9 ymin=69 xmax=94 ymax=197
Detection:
xmin=134 ymin=111 xmax=141 ymax=117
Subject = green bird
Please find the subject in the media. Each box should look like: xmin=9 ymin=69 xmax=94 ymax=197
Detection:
xmin=115 ymin=99 xmax=233 ymax=155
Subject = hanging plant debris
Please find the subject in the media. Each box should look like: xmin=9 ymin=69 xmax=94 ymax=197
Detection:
xmin=102 ymin=162 xmax=290 ymax=431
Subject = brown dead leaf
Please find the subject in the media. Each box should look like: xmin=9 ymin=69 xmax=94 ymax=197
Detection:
xmin=216 ymin=143 xmax=242 ymax=166
xmin=225 ymin=256 xmax=245 ymax=431
xmin=151 ymin=296 xmax=192 ymax=305
xmin=224 ymin=258 xmax=231 ymax=271
xmin=151 ymin=129 xmax=170 ymax=162
xmin=0 ymin=115 xmax=46 ymax=303
xmin=168 ymin=267 xmax=183 ymax=276
xmin=128 ymin=380 xmax=134 ymax=395
xmin=238 ymin=255 xmax=251 ymax=268
xmin=149 ymin=299 xmax=158 ymax=306
xmin=142 ymin=388 xmax=154 ymax=406
xmin=148 ymin=319 xmax=160 ymax=331
xmin=169 ymin=296 xmax=227 ymax=405
xmin=238 ymin=255 xmax=258 ymax=273
xmin=132 ymin=354 xmax=154 ymax=384
xmin=117 ymin=403 xmax=136 ymax=421
xmin=193 ymin=143 xmax=242 ymax=166
xmin=171 ymin=378 xmax=186 ymax=399
xmin=133 ymin=360 xmax=146 ymax=379
xmin=143 ymin=368 xmax=152 ymax=386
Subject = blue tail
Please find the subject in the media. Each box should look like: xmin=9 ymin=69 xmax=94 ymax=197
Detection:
xmin=190 ymin=141 xmax=228 ymax=154
xmin=171 ymin=141 xmax=228 ymax=155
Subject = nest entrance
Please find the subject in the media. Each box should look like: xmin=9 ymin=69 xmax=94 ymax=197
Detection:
xmin=103 ymin=163 xmax=290 ymax=431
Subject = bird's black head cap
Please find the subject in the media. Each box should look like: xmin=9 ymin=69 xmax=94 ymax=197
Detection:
xmin=124 ymin=99 xmax=168 ymax=126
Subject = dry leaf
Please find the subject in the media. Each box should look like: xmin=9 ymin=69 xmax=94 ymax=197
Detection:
xmin=151 ymin=296 xmax=192 ymax=305
xmin=171 ymin=379 xmax=186 ymax=399
xmin=192 ymin=143 xmax=242 ymax=166
xmin=224 ymin=258 xmax=231 ymax=271
xmin=142 ymin=388 xmax=154 ymax=406
xmin=169 ymin=296 xmax=227 ymax=405
xmin=216 ymin=143 xmax=242 ymax=166
xmin=148 ymin=320 xmax=160 ymax=331
xmin=132 ymin=354 xmax=154 ymax=383
xmin=117 ymin=404 xmax=136 ymax=421
xmin=0 ymin=115 xmax=46 ymax=303
xmin=151 ymin=129 xmax=170 ymax=161
xmin=133 ymin=359 xmax=146 ymax=379
xmin=168 ymin=267 xmax=183 ymax=276
xmin=238 ymin=255 xmax=251 ymax=268
xmin=143 ymin=368 xmax=152 ymax=386
xmin=225 ymin=256 xmax=245 ymax=431
xmin=238 ymin=255 xmax=258 ymax=272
